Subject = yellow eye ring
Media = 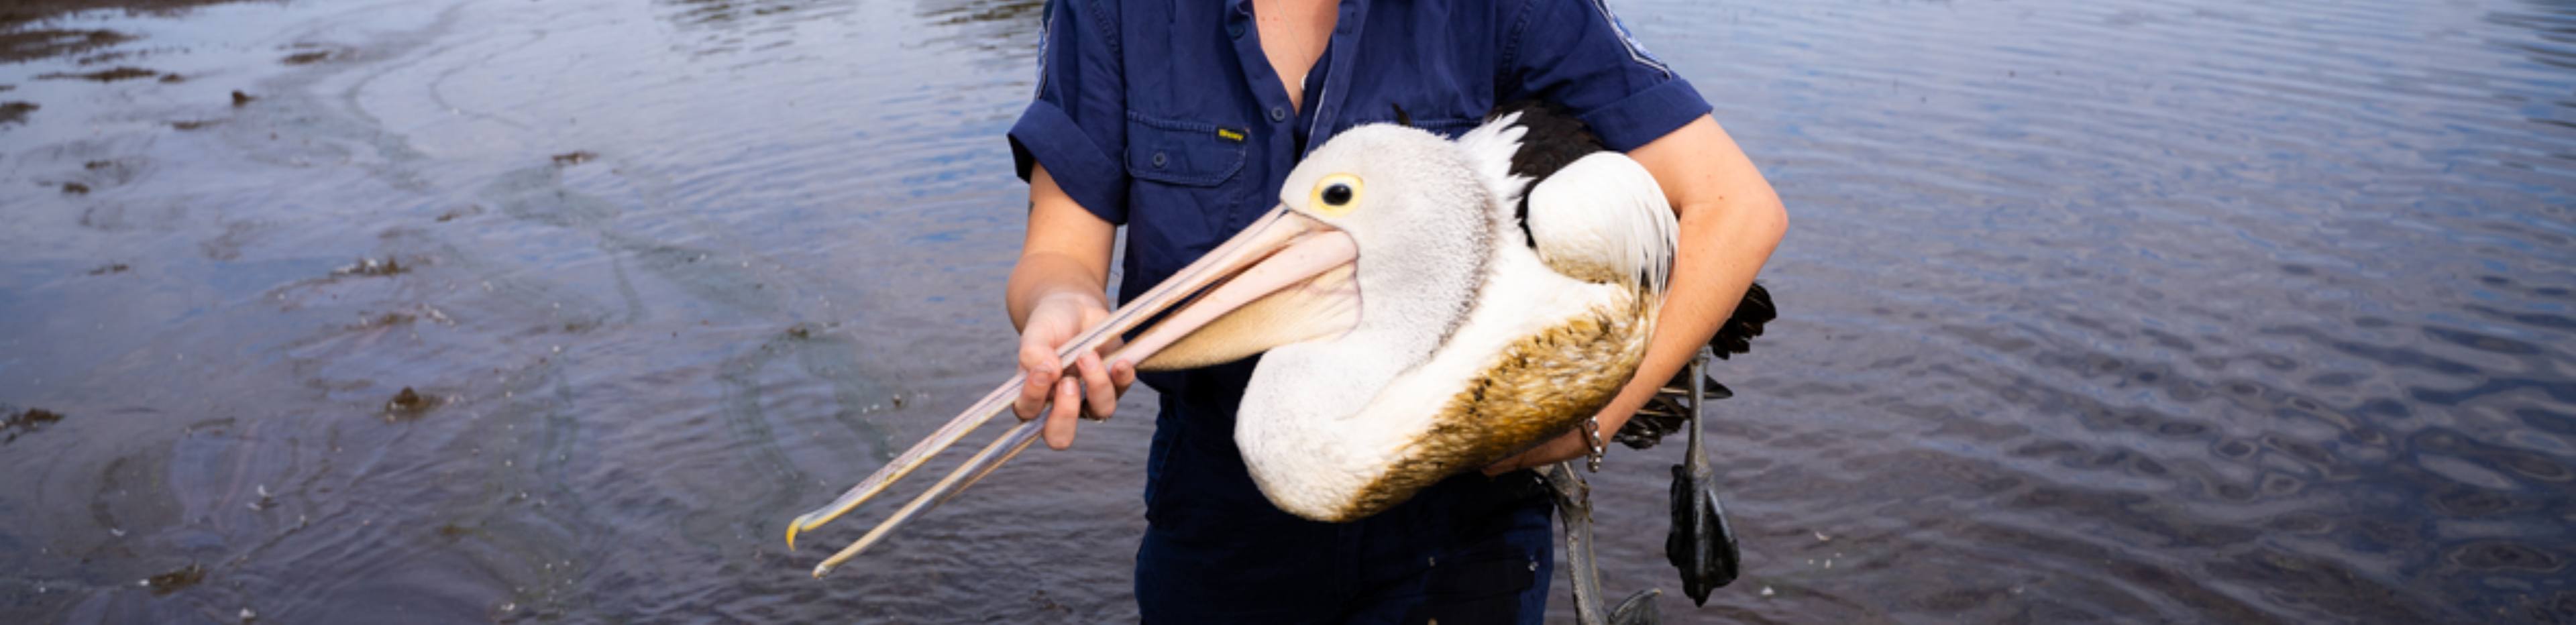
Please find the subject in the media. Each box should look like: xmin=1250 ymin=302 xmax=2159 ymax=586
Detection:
xmin=1309 ymin=174 xmax=1362 ymax=217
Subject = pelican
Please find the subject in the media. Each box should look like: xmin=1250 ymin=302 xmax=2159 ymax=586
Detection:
xmin=789 ymin=102 xmax=1722 ymax=577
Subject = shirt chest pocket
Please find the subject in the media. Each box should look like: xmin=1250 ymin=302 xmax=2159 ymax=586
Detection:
xmin=1125 ymin=113 xmax=1248 ymax=186
xmin=1118 ymin=112 xmax=1257 ymax=303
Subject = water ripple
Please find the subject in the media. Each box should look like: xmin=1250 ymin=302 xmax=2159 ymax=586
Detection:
xmin=4 ymin=0 xmax=2576 ymax=621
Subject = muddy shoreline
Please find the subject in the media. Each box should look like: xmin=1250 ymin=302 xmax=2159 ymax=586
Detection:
xmin=1 ymin=0 xmax=259 ymax=27
xmin=1 ymin=0 xmax=271 ymax=62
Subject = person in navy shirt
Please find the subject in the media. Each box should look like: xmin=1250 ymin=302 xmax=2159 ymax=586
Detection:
xmin=1000 ymin=0 xmax=1786 ymax=621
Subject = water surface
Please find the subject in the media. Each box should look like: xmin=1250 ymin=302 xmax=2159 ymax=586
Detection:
xmin=1 ymin=0 xmax=2570 ymax=622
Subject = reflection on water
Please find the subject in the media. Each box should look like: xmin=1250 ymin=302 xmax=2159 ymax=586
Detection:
xmin=657 ymin=0 xmax=859 ymax=59
xmin=661 ymin=0 xmax=828 ymax=26
xmin=914 ymin=0 xmax=1040 ymax=58
xmin=0 ymin=0 xmax=2571 ymax=622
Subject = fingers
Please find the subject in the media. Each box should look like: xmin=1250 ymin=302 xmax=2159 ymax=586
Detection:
xmin=1014 ymin=296 xmax=1123 ymax=449
xmin=1077 ymin=351 xmax=1117 ymax=420
xmin=1040 ymin=355 xmax=1130 ymax=451
xmin=1013 ymin=341 xmax=1060 ymax=420
xmin=1043 ymin=378 xmax=1081 ymax=449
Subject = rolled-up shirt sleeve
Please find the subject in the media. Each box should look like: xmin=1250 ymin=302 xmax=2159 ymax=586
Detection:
xmin=1499 ymin=0 xmax=1713 ymax=152
xmin=1009 ymin=0 xmax=1129 ymax=224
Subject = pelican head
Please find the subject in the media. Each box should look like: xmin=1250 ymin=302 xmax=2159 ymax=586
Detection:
xmin=1105 ymin=121 xmax=1613 ymax=522
xmin=1118 ymin=122 xmax=1517 ymax=374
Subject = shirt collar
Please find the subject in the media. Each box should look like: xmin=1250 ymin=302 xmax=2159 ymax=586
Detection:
xmin=1222 ymin=0 xmax=1375 ymax=155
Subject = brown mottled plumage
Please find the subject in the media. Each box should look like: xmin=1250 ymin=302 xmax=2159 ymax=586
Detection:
xmin=1324 ymin=300 xmax=1654 ymax=521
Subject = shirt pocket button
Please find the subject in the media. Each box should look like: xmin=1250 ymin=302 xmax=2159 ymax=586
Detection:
xmin=1125 ymin=113 xmax=1248 ymax=186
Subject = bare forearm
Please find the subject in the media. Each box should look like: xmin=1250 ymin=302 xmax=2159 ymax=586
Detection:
xmin=1599 ymin=195 xmax=1786 ymax=429
xmin=1005 ymin=164 xmax=1136 ymax=446
xmin=1006 ymin=164 xmax=1119 ymax=330
xmin=1600 ymin=115 xmax=1788 ymax=431
xmin=1006 ymin=253 xmax=1109 ymax=327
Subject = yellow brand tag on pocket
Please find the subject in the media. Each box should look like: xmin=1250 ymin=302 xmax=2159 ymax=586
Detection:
xmin=1216 ymin=127 xmax=1246 ymax=142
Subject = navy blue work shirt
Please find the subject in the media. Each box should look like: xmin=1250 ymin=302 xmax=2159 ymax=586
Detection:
xmin=1006 ymin=0 xmax=1711 ymax=620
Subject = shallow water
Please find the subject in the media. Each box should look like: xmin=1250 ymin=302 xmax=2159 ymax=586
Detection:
xmin=0 ymin=0 xmax=2569 ymax=622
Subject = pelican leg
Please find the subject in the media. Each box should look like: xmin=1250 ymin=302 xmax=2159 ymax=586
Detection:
xmin=1665 ymin=349 xmax=1743 ymax=606
xmin=1544 ymin=463 xmax=1608 ymax=624
xmin=1545 ymin=463 xmax=1662 ymax=625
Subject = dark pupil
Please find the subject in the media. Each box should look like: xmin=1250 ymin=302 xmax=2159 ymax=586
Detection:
xmin=1322 ymin=183 xmax=1353 ymax=206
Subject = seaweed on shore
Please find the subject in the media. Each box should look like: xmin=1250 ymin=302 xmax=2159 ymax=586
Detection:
xmin=3 ymin=407 xmax=65 ymax=443
xmin=0 ymin=101 xmax=34 ymax=125
xmin=37 ymin=66 xmax=163 ymax=82
xmin=143 ymin=563 xmax=205 ymax=595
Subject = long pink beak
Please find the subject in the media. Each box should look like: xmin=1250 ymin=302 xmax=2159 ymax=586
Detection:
xmin=787 ymin=205 xmax=1358 ymax=577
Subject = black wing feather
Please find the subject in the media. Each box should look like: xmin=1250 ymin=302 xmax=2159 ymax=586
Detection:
xmin=1485 ymin=100 xmax=1609 ymax=247
xmin=1614 ymin=282 xmax=1776 ymax=450
xmin=1483 ymin=100 xmax=1780 ymax=449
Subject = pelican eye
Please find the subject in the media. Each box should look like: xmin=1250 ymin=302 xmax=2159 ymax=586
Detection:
xmin=1309 ymin=174 xmax=1363 ymax=217
xmin=1322 ymin=184 xmax=1352 ymax=206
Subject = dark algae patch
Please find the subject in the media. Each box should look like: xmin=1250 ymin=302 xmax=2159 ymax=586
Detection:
xmin=0 ymin=28 xmax=133 ymax=63
xmin=278 ymin=42 xmax=348 ymax=65
xmin=357 ymin=312 xmax=417 ymax=329
xmin=388 ymin=386 xmax=426 ymax=410
xmin=230 ymin=89 xmax=254 ymax=106
xmin=384 ymin=386 xmax=441 ymax=420
xmin=0 ymin=101 xmax=34 ymax=125
xmin=38 ymin=66 xmax=164 ymax=82
xmin=551 ymin=150 xmax=598 ymax=166
xmin=143 ymin=563 xmax=205 ymax=595
xmin=89 ymin=262 xmax=131 ymax=275
xmin=433 ymin=205 xmax=483 ymax=222
xmin=63 ymin=182 xmax=91 ymax=195
xmin=4 ymin=408 xmax=66 ymax=443
xmin=0 ymin=0 xmax=264 ymax=30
